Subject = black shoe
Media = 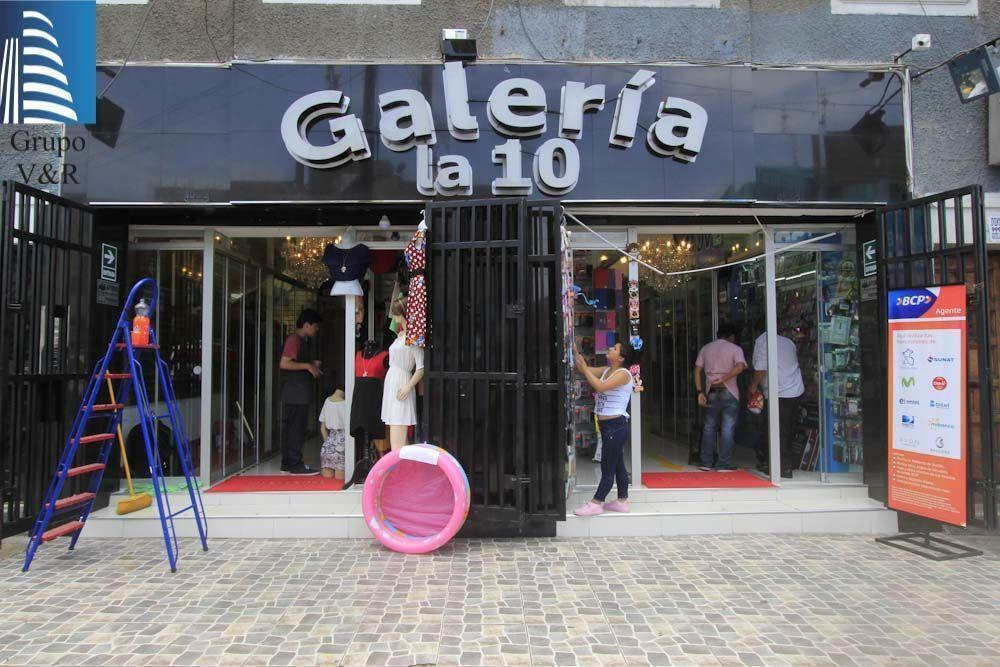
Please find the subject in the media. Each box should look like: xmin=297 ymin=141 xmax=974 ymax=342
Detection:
xmin=781 ymin=469 xmax=794 ymax=479
xmin=287 ymin=465 xmax=319 ymax=476
xmin=717 ymin=466 xmax=738 ymax=472
xmin=697 ymin=465 xmax=713 ymax=472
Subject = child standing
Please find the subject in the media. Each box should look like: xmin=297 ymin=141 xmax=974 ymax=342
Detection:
xmin=318 ymin=388 xmax=347 ymax=480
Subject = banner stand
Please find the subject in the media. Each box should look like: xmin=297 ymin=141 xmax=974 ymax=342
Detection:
xmin=880 ymin=284 xmax=978 ymax=560
xmin=875 ymin=532 xmax=982 ymax=561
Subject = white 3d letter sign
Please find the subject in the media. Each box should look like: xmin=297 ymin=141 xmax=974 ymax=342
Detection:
xmin=282 ymin=66 xmax=710 ymax=197
xmin=647 ymin=97 xmax=707 ymax=162
xmin=281 ymin=90 xmax=371 ymax=169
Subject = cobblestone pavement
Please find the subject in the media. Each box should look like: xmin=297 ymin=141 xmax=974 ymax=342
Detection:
xmin=1 ymin=535 xmax=999 ymax=666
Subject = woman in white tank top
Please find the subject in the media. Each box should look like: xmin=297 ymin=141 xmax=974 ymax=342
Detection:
xmin=572 ymin=341 xmax=639 ymax=517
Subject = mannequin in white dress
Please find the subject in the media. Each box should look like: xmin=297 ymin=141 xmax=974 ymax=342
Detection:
xmin=382 ymin=297 xmax=424 ymax=450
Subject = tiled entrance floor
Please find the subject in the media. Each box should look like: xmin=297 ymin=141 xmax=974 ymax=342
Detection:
xmin=3 ymin=535 xmax=998 ymax=666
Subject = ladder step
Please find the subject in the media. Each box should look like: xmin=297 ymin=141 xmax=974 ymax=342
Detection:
xmin=104 ymin=373 xmax=132 ymax=380
xmin=63 ymin=463 xmax=106 ymax=478
xmin=45 ymin=492 xmax=96 ymax=511
xmin=77 ymin=433 xmax=115 ymax=444
xmin=41 ymin=520 xmax=84 ymax=542
xmin=169 ymin=505 xmax=194 ymax=519
xmin=85 ymin=403 xmax=124 ymax=413
xmin=116 ymin=343 xmax=159 ymax=350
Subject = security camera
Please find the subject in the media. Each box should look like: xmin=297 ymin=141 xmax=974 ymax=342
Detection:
xmin=913 ymin=34 xmax=932 ymax=52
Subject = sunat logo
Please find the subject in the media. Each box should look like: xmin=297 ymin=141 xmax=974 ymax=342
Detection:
xmin=927 ymin=356 xmax=955 ymax=364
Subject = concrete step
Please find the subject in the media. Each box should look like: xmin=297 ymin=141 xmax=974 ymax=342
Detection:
xmin=570 ymin=482 xmax=873 ymax=504
xmin=88 ymin=489 xmax=896 ymax=540
xmin=558 ymin=497 xmax=898 ymax=537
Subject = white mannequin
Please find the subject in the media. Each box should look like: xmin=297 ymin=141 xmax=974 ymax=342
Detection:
xmin=339 ymin=226 xmax=357 ymax=248
xmin=387 ymin=303 xmax=424 ymax=451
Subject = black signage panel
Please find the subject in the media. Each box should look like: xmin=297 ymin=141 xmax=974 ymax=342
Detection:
xmin=64 ymin=63 xmax=906 ymax=204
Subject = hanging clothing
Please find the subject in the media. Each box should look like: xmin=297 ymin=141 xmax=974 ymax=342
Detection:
xmin=381 ymin=336 xmax=424 ymax=426
xmin=404 ymin=229 xmax=426 ymax=347
xmin=350 ymin=350 xmax=389 ymax=440
xmin=323 ymin=243 xmax=371 ymax=296
xmin=369 ymin=249 xmax=399 ymax=275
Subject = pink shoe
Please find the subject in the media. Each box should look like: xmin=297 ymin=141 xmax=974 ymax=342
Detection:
xmin=573 ymin=501 xmax=604 ymax=517
xmin=603 ymin=499 xmax=630 ymax=513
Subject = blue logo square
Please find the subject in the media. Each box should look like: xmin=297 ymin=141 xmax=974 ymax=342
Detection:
xmin=0 ymin=1 xmax=95 ymax=124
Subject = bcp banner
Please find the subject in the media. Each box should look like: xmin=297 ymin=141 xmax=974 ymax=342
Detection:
xmin=887 ymin=285 xmax=967 ymax=526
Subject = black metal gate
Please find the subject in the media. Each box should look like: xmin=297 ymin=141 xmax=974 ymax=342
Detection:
xmin=876 ymin=185 xmax=997 ymax=531
xmin=0 ymin=182 xmax=96 ymax=541
xmin=423 ymin=199 xmax=566 ymax=537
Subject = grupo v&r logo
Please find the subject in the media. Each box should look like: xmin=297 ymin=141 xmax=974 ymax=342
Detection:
xmin=0 ymin=2 xmax=95 ymax=124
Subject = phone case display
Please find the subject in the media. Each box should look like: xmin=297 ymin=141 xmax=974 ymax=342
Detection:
xmin=571 ymin=257 xmax=624 ymax=459
xmin=560 ymin=228 xmax=577 ymax=499
xmin=818 ymin=251 xmax=863 ymax=471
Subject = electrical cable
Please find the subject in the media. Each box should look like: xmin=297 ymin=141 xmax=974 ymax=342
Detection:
xmin=563 ymin=212 xmax=857 ymax=278
xmin=517 ymin=0 xmax=550 ymax=61
xmin=475 ymin=0 xmax=496 ymax=39
xmin=204 ymin=0 xmax=224 ymax=63
xmin=99 ymin=0 xmax=158 ymax=99
xmin=910 ymin=36 xmax=1000 ymax=80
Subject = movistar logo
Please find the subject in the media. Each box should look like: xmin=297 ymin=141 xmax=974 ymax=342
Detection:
xmin=901 ymin=376 xmax=916 ymax=387
xmin=0 ymin=3 xmax=95 ymax=124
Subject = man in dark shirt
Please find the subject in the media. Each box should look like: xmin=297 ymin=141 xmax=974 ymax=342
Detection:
xmin=279 ymin=309 xmax=323 ymax=475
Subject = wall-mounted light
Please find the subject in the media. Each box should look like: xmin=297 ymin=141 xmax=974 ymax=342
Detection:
xmin=442 ymin=28 xmax=477 ymax=62
xmin=949 ymin=46 xmax=1000 ymax=104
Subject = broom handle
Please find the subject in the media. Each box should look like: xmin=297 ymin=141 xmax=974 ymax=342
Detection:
xmin=106 ymin=378 xmax=138 ymax=498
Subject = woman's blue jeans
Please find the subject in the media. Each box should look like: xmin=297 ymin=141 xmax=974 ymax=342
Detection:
xmin=594 ymin=416 xmax=629 ymax=502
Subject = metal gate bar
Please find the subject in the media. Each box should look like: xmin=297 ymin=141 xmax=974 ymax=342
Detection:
xmin=1 ymin=182 xmax=96 ymax=541
xmin=424 ymin=199 xmax=565 ymax=536
xmin=877 ymin=185 xmax=997 ymax=531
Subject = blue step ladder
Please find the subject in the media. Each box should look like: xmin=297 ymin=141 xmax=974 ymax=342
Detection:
xmin=23 ymin=278 xmax=208 ymax=573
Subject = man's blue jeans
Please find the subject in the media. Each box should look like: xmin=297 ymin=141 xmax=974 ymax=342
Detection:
xmin=701 ymin=390 xmax=739 ymax=468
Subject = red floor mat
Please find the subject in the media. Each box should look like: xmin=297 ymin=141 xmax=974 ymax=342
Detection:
xmin=207 ymin=475 xmax=344 ymax=493
xmin=641 ymin=470 xmax=774 ymax=489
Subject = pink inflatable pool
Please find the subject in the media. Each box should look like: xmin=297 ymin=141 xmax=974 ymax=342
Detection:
xmin=361 ymin=443 xmax=470 ymax=553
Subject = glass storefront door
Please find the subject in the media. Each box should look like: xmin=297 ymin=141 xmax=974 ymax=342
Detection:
xmin=770 ymin=230 xmax=863 ymax=482
xmin=210 ymin=252 xmax=267 ymax=482
xmin=126 ymin=246 xmax=204 ymax=478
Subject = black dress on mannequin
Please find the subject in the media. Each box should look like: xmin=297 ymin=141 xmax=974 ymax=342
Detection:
xmin=350 ymin=340 xmax=389 ymax=441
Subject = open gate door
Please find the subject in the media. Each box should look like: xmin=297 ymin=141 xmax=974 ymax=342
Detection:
xmin=875 ymin=185 xmax=997 ymax=531
xmin=423 ymin=199 xmax=566 ymax=537
xmin=0 ymin=182 xmax=98 ymax=543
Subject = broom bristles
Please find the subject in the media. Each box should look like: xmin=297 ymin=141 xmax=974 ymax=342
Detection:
xmin=116 ymin=493 xmax=153 ymax=515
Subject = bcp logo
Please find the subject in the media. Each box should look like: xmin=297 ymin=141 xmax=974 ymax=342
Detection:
xmin=0 ymin=2 xmax=95 ymax=124
xmin=889 ymin=288 xmax=938 ymax=319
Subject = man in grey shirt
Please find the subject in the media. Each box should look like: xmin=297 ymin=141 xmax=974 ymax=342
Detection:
xmin=749 ymin=329 xmax=805 ymax=478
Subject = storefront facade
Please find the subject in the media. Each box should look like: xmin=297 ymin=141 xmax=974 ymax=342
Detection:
xmin=10 ymin=58 xmax=913 ymax=532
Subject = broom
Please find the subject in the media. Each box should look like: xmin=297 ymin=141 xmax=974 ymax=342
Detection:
xmin=107 ymin=378 xmax=153 ymax=515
